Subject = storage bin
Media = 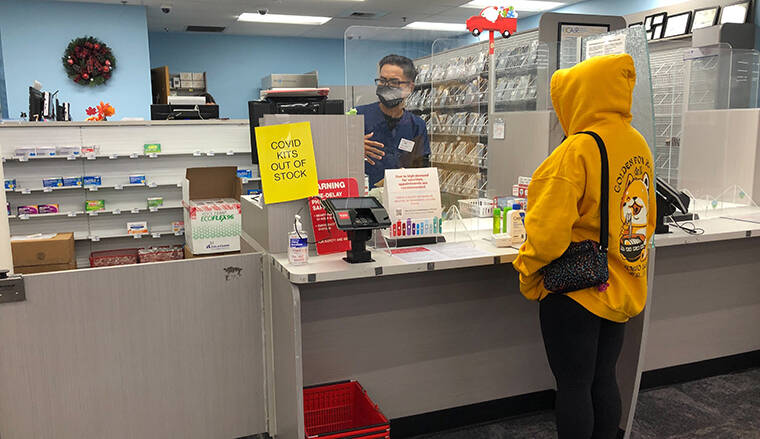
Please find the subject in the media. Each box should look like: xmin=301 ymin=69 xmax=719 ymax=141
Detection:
xmin=304 ymin=381 xmax=389 ymax=439
xmin=89 ymin=248 xmax=139 ymax=267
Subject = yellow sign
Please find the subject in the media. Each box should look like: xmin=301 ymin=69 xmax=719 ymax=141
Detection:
xmin=255 ymin=121 xmax=319 ymax=204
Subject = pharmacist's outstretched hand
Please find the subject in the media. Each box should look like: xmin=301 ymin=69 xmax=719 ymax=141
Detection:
xmin=364 ymin=132 xmax=384 ymax=165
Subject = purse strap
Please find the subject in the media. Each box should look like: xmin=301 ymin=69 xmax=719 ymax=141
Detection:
xmin=575 ymin=131 xmax=609 ymax=253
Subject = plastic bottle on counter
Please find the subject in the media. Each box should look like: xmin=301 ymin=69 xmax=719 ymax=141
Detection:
xmin=507 ymin=203 xmax=526 ymax=244
xmin=493 ymin=207 xmax=502 ymax=234
xmin=288 ymin=214 xmax=309 ymax=265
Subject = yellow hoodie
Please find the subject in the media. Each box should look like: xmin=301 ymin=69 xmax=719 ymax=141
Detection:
xmin=512 ymin=54 xmax=656 ymax=323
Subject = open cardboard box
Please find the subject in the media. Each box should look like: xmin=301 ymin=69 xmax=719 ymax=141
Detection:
xmin=182 ymin=167 xmax=243 ymax=255
xmin=12 ymin=233 xmax=76 ymax=274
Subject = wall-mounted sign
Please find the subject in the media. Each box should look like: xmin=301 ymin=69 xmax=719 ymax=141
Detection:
xmin=664 ymin=11 xmax=692 ymax=38
xmin=692 ymin=7 xmax=720 ymax=31
xmin=720 ymin=1 xmax=750 ymax=24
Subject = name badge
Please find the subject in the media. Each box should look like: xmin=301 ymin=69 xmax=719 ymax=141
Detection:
xmin=398 ymin=138 xmax=415 ymax=152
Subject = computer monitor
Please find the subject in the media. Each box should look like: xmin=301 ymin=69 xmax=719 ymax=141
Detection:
xmin=248 ymin=97 xmax=344 ymax=164
xmin=28 ymin=87 xmax=43 ymax=121
xmin=150 ymin=104 xmax=219 ymax=120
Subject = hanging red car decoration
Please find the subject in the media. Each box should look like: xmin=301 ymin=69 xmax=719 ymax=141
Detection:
xmin=466 ymin=6 xmax=518 ymax=38
xmin=466 ymin=6 xmax=518 ymax=54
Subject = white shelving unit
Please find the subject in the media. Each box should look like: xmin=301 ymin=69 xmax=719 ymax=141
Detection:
xmin=1 ymin=120 xmax=259 ymax=268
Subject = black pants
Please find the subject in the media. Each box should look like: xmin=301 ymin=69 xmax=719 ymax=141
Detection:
xmin=539 ymin=293 xmax=626 ymax=439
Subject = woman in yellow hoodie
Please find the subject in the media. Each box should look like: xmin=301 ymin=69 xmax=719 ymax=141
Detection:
xmin=513 ymin=54 xmax=656 ymax=438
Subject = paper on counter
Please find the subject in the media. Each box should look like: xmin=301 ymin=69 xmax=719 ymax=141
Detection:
xmin=426 ymin=242 xmax=494 ymax=259
xmin=391 ymin=247 xmax=448 ymax=264
xmin=391 ymin=242 xmax=494 ymax=264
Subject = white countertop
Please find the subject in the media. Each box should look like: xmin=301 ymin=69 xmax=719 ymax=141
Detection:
xmin=654 ymin=214 xmax=760 ymax=247
xmin=270 ymin=209 xmax=760 ymax=284
xmin=0 ymin=119 xmax=248 ymax=128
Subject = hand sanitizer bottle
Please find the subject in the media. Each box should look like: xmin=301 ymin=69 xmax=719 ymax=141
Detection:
xmin=288 ymin=214 xmax=309 ymax=265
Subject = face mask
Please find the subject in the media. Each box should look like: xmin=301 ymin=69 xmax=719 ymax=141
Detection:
xmin=376 ymin=85 xmax=405 ymax=108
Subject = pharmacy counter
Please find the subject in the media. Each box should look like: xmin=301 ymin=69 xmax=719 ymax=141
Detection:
xmin=645 ymin=212 xmax=760 ymax=375
xmin=261 ymin=210 xmax=760 ymax=439
xmin=259 ymin=228 xmax=648 ymax=439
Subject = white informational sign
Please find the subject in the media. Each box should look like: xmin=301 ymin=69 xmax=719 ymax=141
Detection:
xmin=493 ymin=118 xmax=505 ymax=140
xmin=585 ymin=33 xmax=627 ymax=60
xmin=383 ymin=168 xmax=442 ymax=223
xmin=559 ymin=23 xmax=610 ymax=69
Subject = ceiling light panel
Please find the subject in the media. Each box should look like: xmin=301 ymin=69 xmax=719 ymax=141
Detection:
xmin=237 ymin=13 xmax=332 ymax=25
xmin=404 ymin=21 xmax=468 ymax=32
xmin=462 ymin=0 xmax=565 ymax=12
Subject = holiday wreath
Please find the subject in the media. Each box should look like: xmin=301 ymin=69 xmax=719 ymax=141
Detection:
xmin=62 ymin=36 xmax=116 ymax=86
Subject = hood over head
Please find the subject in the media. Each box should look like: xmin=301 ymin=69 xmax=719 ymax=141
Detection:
xmin=550 ymin=54 xmax=636 ymax=136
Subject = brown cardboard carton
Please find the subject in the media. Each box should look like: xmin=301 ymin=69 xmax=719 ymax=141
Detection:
xmin=183 ymin=167 xmax=242 ymax=202
xmin=15 ymin=262 xmax=77 ymax=274
xmin=11 ymin=233 xmax=75 ymax=267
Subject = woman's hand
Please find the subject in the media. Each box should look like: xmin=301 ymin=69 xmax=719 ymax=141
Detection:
xmin=364 ymin=132 xmax=385 ymax=165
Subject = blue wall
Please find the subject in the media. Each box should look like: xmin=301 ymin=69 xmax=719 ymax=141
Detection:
xmin=149 ymin=32 xmax=343 ymax=119
xmin=0 ymin=0 xmax=152 ymax=121
xmin=149 ymin=32 xmax=431 ymax=119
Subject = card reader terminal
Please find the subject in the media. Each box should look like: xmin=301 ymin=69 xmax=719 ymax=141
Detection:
xmin=322 ymin=197 xmax=392 ymax=263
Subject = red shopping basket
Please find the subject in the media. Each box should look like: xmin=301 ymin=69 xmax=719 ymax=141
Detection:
xmin=304 ymin=381 xmax=390 ymax=439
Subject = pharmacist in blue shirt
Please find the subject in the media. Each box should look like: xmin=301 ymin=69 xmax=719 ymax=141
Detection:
xmin=357 ymin=54 xmax=430 ymax=189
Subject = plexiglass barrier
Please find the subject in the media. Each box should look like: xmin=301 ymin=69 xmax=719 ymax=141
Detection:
xmin=677 ymin=44 xmax=760 ymax=221
xmin=684 ymin=44 xmax=760 ymax=111
xmin=345 ymin=27 xmax=482 ymax=249
xmin=343 ymin=25 xmax=658 ymax=251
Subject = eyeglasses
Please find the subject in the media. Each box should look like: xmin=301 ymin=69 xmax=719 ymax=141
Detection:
xmin=374 ymin=78 xmax=412 ymax=87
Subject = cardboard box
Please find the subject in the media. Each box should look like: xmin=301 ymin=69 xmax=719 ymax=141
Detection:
xmin=179 ymin=72 xmax=192 ymax=80
xmin=12 ymin=233 xmax=75 ymax=270
xmin=192 ymin=72 xmax=204 ymax=81
xmin=182 ymin=167 xmax=242 ymax=255
xmin=14 ymin=262 xmax=77 ymax=274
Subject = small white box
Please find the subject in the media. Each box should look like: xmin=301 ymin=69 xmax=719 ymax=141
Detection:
xmin=183 ymin=199 xmax=241 ymax=254
xmin=518 ymin=176 xmax=532 ymax=186
xmin=179 ymin=72 xmax=192 ymax=80
xmin=127 ymin=221 xmax=149 ymax=235
xmin=37 ymin=146 xmax=57 ymax=156
xmin=192 ymin=72 xmax=204 ymax=80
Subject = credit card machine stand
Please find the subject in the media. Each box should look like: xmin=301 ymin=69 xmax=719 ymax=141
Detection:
xmin=322 ymin=197 xmax=392 ymax=263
